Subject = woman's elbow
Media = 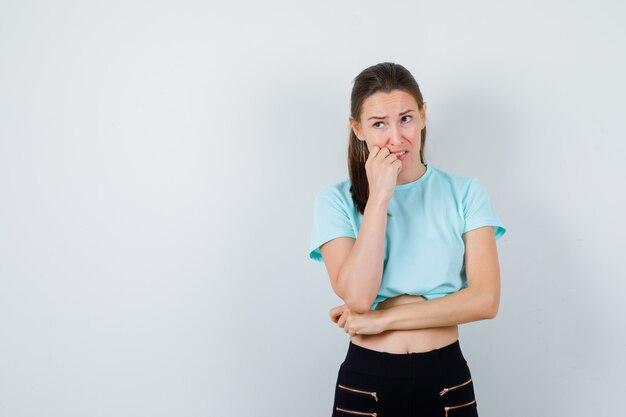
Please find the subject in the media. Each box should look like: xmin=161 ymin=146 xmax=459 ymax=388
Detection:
xmin=344 ymin=296 xmax=374 ymax=314
xmin=340 ymin=284 xmax=377 ymax=313
xmin=334 ymin=285 xmax=371 ymax=313
xmin=483 ymin=292 xmax=500 ymax=319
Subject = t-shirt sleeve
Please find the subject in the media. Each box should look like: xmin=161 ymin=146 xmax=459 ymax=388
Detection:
xmin=462 ymin=178 xmax=507 ymax=240
xmin=308 ymin=188 xmax=357 ymax=262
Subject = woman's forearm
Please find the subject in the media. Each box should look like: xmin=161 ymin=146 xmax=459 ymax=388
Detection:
xmin=379 ymin=286 xmax=496 ymax=330
xmin=337 ymin=198 xmax=389 ymax=313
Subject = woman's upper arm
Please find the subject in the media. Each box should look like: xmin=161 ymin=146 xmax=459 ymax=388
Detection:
xmin=462 ymin=225 xmax=501 ymax=318
xmin=319 ymin=237 xmax=355 ymax=299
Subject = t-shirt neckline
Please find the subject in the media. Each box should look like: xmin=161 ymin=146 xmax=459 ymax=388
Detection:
xmin=394 ymin=163 xmax=431 ymax=190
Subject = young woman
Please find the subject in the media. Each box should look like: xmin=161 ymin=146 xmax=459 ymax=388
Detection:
xmin=308 ymin=62 xmax=506 ymax=416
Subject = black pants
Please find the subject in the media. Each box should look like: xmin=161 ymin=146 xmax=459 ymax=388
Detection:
xmin=332 ymin=339 xmax=479 ymax=417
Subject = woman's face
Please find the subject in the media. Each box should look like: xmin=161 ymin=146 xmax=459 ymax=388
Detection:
xmin=350 ymin=89 xmax=427 ymax=182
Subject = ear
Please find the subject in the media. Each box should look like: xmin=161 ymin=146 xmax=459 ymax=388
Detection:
xmin=349 ymin=116 xmax=364 ymax=141
xmin=420 ymin=102 xmax=428 ymax=129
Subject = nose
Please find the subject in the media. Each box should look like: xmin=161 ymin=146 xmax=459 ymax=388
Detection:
xmin=387 ymin=124 xmax=403 ymax=146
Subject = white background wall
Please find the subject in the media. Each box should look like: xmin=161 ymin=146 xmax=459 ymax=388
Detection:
xmin=1 ymin=1 xmax=624 ymax=416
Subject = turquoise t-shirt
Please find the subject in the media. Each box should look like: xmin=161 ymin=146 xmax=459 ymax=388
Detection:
xmin=308 ymin=163 xmax=506 ymax=310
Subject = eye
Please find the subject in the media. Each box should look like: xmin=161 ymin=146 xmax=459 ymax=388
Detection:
xmin=401 ymin=115 xmax=413 ymax=123
xmin=373 ymin=121 xmax=384 ymax=129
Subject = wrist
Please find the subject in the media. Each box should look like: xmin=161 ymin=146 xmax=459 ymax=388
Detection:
xmin=375 ymin=308 xmax=390 ymax=333
xmin=365 ymin=197 xmax=389 ymax=212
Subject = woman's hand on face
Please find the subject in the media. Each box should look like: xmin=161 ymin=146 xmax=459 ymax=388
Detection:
xmin=329 ymin=303 xmax=386 ymax=336
xmin=364 ymin=145 xmax=402 ymax=205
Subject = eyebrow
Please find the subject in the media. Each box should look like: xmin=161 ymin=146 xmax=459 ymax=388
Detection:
xmin=368 ymin=109 xmax=416 ymax=121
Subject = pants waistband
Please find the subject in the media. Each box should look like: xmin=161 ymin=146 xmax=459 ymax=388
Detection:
xmin=341 ymin=339 xmax=467 ymax=379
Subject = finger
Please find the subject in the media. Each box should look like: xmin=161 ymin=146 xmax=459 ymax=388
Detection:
xmin=377 ymin=147 xmax=390 ymax=158
xmin=329 ymin=311 xmax=336 ymax=322
xmin=338 ymin=313 xmax=347 ymax=329
xmin=333 ymin=310 xmax=345 ymax=324
xmin=385 ymin=152 xmax=398 ymax=163
xmin=329 ymin=305 xmax=344 ymax=318
xmin=339 ymin=316 xmax=347 ymax=329
xmin=329 ymin=305 xmax=342 ymax=314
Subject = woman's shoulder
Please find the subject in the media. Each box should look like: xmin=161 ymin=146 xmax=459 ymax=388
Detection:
xmin=429 ymin=165 xmax=498 ymax=211
xmin=428 ymin=164 xmax=475 ymax=190
xmin=315 ymin=177 xmax=351 ymax=197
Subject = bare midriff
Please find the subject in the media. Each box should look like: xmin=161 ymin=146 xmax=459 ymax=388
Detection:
xmin=350 ymin=294 xmax=459 ymax=354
